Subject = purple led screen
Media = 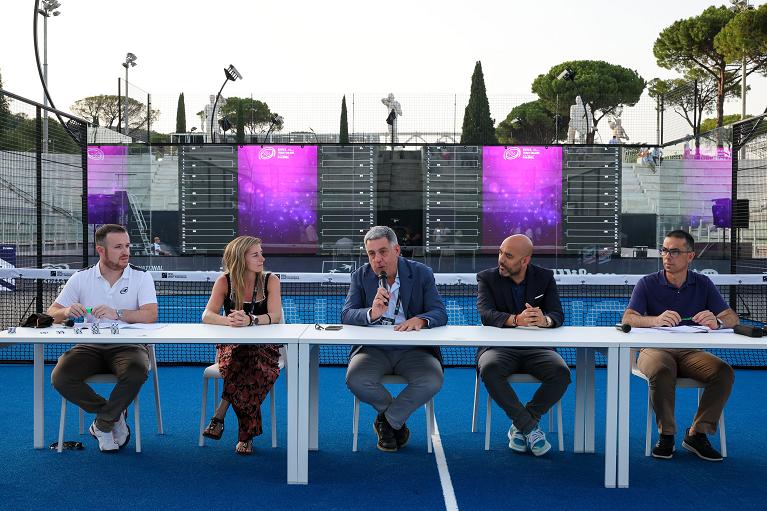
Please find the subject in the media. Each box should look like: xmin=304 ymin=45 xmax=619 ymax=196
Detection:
xmin=482 ymin=146 xmax=562 ymax=251
xmin=238 ymin=146 xmax=318 ymax=252
xmin=86 ymin=146 xmax=129 ymax=225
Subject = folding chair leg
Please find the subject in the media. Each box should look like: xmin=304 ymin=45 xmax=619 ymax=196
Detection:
xmin=352 ymin=396 xmax=360 ymax=452
xmin=557 ymin=400 xmax=564 ymax=452
xmin=719 ymin=413 xmax=727 ymax=458
xmin=644 ymin=389 xmax=653 ymax=456
xmin=152 ymin=368 xmax=163 ymax=435
xmin=199 ymin=375 xmax=208 ymax=447
xmin=484 ymin=394 xmax=492 ymax=450
xmin=270 ymin=387 xmax=277 ymax=448
xmin=426 ymin=400 xmax=434 ymax=454
xmin=471 ymin=372 xmax=480 ymax=432
xmin=134 ymin=399 xmax=141 ymax=453
xmin=214 ymin=379 xmax=220 ymax=409
xmin=57 ymin=398 xmax=67 ymax=453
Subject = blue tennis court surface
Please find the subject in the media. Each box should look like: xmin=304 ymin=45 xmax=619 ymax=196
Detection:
xmin=1 ymin=364 xmax=764 ymax=510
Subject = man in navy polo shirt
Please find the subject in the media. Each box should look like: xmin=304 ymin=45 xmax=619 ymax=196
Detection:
xmin=622 ymin=230 xmax=738 ymax=462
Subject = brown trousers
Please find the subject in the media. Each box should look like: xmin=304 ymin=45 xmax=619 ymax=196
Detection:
xmin=51 ymin=344 xmax=149 ymax=432
xmin=637 ymin=348 xmax=734 ymax=435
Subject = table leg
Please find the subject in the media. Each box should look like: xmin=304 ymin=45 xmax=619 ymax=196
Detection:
xmin=604 ymin=346 xmax=618 ymax=488
xmin=296 ymin=343 xmax=310 ymax=484
xmin=309 ymin=344 xmax=319 ymax=451
xmin=585 ymin=348 xmax=596 ymax=453
xmin=617 ymin=346 xmax=631 ymax=488
xmin=34 ymin=344 xmax=44 ymax=449
xmin=286 ymin=343 xmax=301 ymax=484
xmin=574 ymin=348 xmax=586 ymax=453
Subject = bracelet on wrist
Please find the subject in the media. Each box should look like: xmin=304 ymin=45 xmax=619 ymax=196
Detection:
xmin=247 ymin=314 xmax=254 ymax=326
xmin=266 ymin=312 xmax=272 ymax=324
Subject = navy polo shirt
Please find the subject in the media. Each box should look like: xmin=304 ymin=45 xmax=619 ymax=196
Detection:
xmin=627 ymin=270 xmax=728 ymax=324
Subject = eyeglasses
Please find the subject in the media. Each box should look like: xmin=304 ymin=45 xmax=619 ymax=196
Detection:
xmin=659 ymin=247 xmax=692 ymax=257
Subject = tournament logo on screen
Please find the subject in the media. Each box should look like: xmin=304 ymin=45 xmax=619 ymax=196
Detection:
xmin=503 ymin=147 xmax=522 ymax=160
xmin=87 ymin=147 xmax=105 ymax=160
xmin=258 ymin=147 xmax=277 ymax=160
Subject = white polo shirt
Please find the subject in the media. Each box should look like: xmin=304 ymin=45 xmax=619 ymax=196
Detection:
xmin=54 ymin=262 xmax=157 ymax=314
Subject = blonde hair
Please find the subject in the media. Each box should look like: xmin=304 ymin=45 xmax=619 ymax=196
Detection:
xmin=222 ymin=236 xmax=263 ymax=309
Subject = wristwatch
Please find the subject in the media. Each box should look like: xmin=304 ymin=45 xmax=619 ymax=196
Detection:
xmin=716 ymin=318 xmax=724 ymax=329
xmin=115 ymin=309 xmax=124 ymax=320
xmin=544 ymin=315 xmax=553 ymax=328
xmin=250 ymin=314 xmax=259 ymax=326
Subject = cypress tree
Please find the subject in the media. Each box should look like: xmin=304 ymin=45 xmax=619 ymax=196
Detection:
xmin=339 ymin=95 xmax=349 ymax=144
xmin=461 ymin=61 xmax=498 ymax=145
xmin=175 ymin=92 xmax=186 ymax=133
xmin=236 ymin=98 xmax=245 ymax=143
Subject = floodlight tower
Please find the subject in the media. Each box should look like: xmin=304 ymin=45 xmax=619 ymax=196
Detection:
xmin=122 ymin=52 xmax=137 ymax=136
xmin=210 ymin=65 xmax=242 ymax=142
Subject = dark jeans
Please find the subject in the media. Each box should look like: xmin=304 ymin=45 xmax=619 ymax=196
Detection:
xmin=478 ymin=348 xmax=571 ymax=434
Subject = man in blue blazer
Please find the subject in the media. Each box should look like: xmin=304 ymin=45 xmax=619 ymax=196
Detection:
xmin=343 ymin=226 xmax=447 ymax=452
xmin=476 ymin=234 xmax=570 ymax=456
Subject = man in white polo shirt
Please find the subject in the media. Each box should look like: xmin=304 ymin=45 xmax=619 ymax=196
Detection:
xmin=48 ymin=224 xmax=158 ymax=453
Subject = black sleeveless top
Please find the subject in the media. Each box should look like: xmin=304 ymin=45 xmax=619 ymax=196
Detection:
xmin=223 ymin=272 xmax=270 ymax=316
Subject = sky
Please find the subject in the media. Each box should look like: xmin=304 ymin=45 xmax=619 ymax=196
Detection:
xmin=1 ymin=0 xmax=765 ymax=137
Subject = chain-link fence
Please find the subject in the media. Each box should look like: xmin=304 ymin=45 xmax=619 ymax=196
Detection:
xmin=0 ymin=88 xmax=88 ymax=301
xmin=733 ymin=113 xmax=767 ymax=273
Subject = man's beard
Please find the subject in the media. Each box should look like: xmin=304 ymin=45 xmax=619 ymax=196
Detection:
xmin=103 ymin=254 xmax=127 ymax=271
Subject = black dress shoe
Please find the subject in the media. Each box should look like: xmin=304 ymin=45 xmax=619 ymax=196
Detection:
xmin=373 ymin=414 xmax=397 ymax=452
xmin=651 ymin=434 xmax=675 ymax=459
xmin=394 ymin=422 xmax=410 ymax=449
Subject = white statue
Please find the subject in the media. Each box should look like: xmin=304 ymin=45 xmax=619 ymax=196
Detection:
xmin=567 ymin=96 xmax=593 ymax=144
xmin=381 ymin=93 xmax=402 ymax=143
xmin=607 ymin=106 xmax=629 ymax=143
xmin=203 ymin=94 xmax=226 ymax=134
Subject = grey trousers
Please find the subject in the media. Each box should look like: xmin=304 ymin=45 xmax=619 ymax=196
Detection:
xmin=346 ymin=347 xmax=443 ymax=430
xmin=51 ymin=344 xmax=149 ymax=432
xmin=637 ymin=348 xmax=734 ymax=435
xmin=478 ymin=348 xmax=571 ymax=434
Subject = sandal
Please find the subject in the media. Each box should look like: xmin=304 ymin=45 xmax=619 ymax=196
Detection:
xmin=202 ymin=417 xmax=224 ymax=440
xmin=235 ymin=440 xmax=253 ymax=456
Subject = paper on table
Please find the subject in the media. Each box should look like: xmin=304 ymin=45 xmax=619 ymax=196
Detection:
xmin=651 ymin=325 xmax=711 ymax=333
xmin=80 ymin=321 xmax=167 ymax=330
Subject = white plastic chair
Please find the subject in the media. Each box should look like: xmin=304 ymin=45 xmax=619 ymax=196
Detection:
xmin=198 ymin=347 xmax=286 ymax=447
xmin=352 ymin=374 xmax=436 ymax=453
xmin=471 ymin=371 xmax=564 ymax=451
xmin=630 ymin=348 xmax=727 ymax=457
xmin=57 ymin=344 xmax=163 ymax=453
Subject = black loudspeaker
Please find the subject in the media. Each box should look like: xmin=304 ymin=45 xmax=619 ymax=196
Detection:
xmin=733 ymin=199 xmax=750 ymax=229
xmin=218 ymin=117 xmax=232 ymax=132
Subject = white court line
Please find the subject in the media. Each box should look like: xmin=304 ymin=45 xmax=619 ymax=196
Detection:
xmin=432 ymin=418 xmax=459 ymax=511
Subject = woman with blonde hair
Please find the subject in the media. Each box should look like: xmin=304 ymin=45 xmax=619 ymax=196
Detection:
xmin=201 ymin=236 xmax=282 ymax=455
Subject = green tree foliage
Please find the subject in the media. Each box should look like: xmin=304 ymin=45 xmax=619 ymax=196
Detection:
xmin=461 ymin=61 xmax=498 ymax=145
xmin=175 ymin=92 xmax=186 ymax=133
xmin=648 ymin=72 xmax=740 ymax=148
xmin=220 ymin=97 xmax=281 ymax=139
xmin=653 ymin=6 xmax=743 ymax=132
xmin=532 ymin=60 xmax=645 ymax=144
xmin=339 ymin=95 xmax=349 ymax=144
xmin=70 ymin=94 xmax=159 ymax=137
xmin=715 ymin=4 xmax=767 ymax=76
xmin=496 ymin=100 xmax=558 ymax=145
xmin=700 ymin=113 xmax=750 ymax=134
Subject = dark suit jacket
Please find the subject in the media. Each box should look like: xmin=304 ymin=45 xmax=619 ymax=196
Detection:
xmin=342 ymin=257 xmax=448 ymax=361
xmin=476 ymin=264 xmax=564 ymax=358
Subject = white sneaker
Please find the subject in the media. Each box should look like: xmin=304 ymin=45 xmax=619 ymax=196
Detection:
xmin=112 ymin=410 xmax=131 ymax=448
xmin=507 ymin=425 xmax=527 ymax=453
xmin=526 ymin=427 xmax=552 ymax=457
xmin=89 ymin=421 xmax=119 ymax=453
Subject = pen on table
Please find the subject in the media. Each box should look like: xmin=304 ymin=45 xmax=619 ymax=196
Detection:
xmin=681 ymin=316 xmax=693 ymax=321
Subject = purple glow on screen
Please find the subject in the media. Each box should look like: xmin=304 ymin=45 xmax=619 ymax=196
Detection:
xmin=482 ymin=146 xmax=562 ymax=250
xmin=86 ymin=146 xmax=129 ymax=225
xmin=238 ymin=146 xmax=318 ymax=251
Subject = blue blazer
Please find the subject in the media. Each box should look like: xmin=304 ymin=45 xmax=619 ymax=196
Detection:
xmin=342 ymin=257 xmax=448 ymax=361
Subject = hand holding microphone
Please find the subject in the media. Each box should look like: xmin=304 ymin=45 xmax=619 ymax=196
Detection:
xmin=371 ymin=271 xmax=390 ymax=321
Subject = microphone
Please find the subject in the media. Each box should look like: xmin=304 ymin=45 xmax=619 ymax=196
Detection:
xmin=378 ymin=271 xmax=388 ymax=290
xmin=64 ymin=319 xmax=75 ymax=327
xmin=734 ymin=324 xmax=766 ymax=338
xmin=615 ymin=323 xmax=631 ymax=333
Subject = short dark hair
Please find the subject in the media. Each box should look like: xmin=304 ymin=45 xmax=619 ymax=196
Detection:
xmin=95 ymin=224 xmax=128 ymax=246
xmin=665 ymin=229 xmax=694 ymax=252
